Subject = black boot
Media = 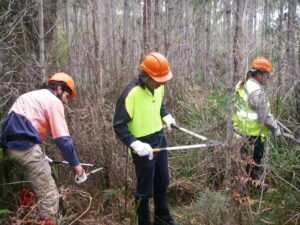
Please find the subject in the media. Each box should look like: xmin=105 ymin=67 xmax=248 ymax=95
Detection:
xmin=153 ymin=192 xmax=180 ymax=225
xmin=135 ymin=198 xmax=152 ymax=225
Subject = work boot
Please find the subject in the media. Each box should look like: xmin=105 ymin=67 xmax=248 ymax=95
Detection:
xmin=135 ymin=198 xmax=152 ymax=225
xmin=153 ymin=192 xmax=180 ymax=225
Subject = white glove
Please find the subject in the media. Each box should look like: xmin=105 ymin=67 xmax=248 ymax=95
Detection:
xmin=45 ymin=155 xmax=53 ymax=163
xmin=274 ymin=125 xmax=282 ymax=137
xmin=162 ymin=114 xmax=176 ymax=132
xmin=75 ymin=169 xmax=87 ymax=184
xmin=130 ymin=140 xmax=153 ymax=160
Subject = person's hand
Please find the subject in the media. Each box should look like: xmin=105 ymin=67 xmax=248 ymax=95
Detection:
xmin=130 ymin=140 xmax=153 ymax=160
xmin=45 ymin=155 xmax=53 ymax=163
xmin=75 ymin=169 xmax=87 ymax=184
xmin=162 ymin=114 xmax=176 ymax=132
xmin=74 ymin=164 xmax=87 ymax=184
xmin=274 ymin=126 xmax=282 ymax=137
xmin=274 ymin=126 xmax=287 ymax=143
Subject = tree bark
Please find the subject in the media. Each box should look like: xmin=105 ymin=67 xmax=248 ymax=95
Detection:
xmin=224 ymin=0 xmax=234 ymax=224
xmin=142 ymin=0 xmax=151 ymax=55
xmin=121 ymin=0 xmax=130 ymax=68
xmin=154 ymin=0 xmax=159 ymax=51
xmin=164 ymin=0 xmax=173 ymax=55
xmin=38 ymin=0 xmax=45 ymax=81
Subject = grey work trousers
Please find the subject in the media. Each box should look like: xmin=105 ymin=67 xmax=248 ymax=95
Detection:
xmin=7 ymin=144 xmax=59 ymax=219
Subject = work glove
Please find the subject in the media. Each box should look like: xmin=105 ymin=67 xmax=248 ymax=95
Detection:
xmin=130 ymin=140 xmax=153 ymax=160
xmin=162 ymin=114 xmax=176 ymax=132
xmin=75 ymin=169 xmax=87 ymax=184
xmin=274 ymin=126 xmax=282 ymax=137
xmin=45 ymin=155 xmax=53 ymax=163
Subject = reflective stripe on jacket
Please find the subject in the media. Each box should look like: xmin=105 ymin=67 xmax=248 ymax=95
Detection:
xmin=232 ymin=79 xmax=269 ymax=136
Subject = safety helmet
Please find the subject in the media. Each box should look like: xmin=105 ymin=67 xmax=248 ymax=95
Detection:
xmin=251 ymin=57 xmax=272 ymax=73
xmin=48 ymin=73 xmax=76 ymax=99
xmin=140 ymin=52 xmax=172 ymax=83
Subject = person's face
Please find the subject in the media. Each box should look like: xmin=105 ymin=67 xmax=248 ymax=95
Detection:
xmin=56 ymin=86 xmax=70 ymax=105
xmin=256 ymin=71 xmax=270 ymax=85
xmin=144 ymin=76 xmax=164 ymax=90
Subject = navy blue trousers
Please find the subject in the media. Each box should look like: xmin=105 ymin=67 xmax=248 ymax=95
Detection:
xmin=132 ymin=150 xmax=170 ymax=198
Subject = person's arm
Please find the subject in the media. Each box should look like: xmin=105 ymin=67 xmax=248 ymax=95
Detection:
xmin=248 ymin=89 xmax=280 ymax=133
xmin=53 ymin=136 xmax=80 ymax=166
xmin=160 ymin=103 xmax=169 ymax=118
xmin=46 ymin=100 xmax=82 ymax=170
xmin=113 ymin=92 xmax=137 ymax=147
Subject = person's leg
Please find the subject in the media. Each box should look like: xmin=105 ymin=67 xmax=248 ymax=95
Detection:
xmin=135 ymin=198 xmax=151 ymax=225
xmin=132 ymin=154 xmax=156 ymax=225
xmin=153 ymin=151 xmax=179 ymax=225
xmin=8 ymin=145 xmax=59 ymax=222
xmin=252 ymin=136 xmax=264 ymax=180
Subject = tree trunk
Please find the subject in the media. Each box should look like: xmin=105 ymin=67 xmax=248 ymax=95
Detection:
xmin=232 ymin=0 xmax=246 ymax=82
xmin=121 ymin=0 xmax=130 ymax=68
xmin=164 ymin=0 xmax=173 ymax=55
xmin=261 ymin=0 xmax=268 ymax=52
xmin=38 ymin=0 xmax=45 ymax=81
xmin=204 ymin=0 xmax=211 ymax=82
xmin=142 ymin=0 xmax=151 ymax=55
xmin=275 ymin=0 xmax=284 ymax=115
xmin=224 ymin=0 xmax=234 ymax=224
xmin=154 ymin=0 xmax=159 ymax=51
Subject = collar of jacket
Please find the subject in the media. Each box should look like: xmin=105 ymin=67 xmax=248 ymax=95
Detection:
xmin=137 ymin=77 xmax=146 ymax=89
xmin=249 ymin=77 xmax=264 ymax=88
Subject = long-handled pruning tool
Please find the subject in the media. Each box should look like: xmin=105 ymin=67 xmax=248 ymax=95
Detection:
xmin=276 ymin=120 xmax=300 ymax=144
xmin=171 ymin=124 xmax=208 ymax=141
xmin=86 ymin=167 xmax=104 ymax=176
xmin=46 ymin=156 xmax=104 ymax=175
xmin=47 ymin=157 xmax=95 ymax=167
xmin=152 ymin=143 xmax=221 ymax=152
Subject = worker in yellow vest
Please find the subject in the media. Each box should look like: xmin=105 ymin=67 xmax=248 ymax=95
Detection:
xmin=232 ymin=57 xmax=282 ymax=180
xmin=113 ymin=52 xmax=179 ymax=225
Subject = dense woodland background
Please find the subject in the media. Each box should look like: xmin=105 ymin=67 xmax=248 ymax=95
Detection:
xmin=0 ymin=0 xmax=299 ymax=224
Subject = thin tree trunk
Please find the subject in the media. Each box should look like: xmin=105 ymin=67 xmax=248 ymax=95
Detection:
xmin=109 ymin=0 xmax=118 ymax=74
xmin=204 ymin=0 xmax=211 ymax=82
xmin=224 ymin=0 xmax=234 ymax=224
xmin=142 ymin=0 xmax=151 ymax=55
xmin=262 ymin=0 xmax=268 ymax=52
xmin=121 ymin=0 xmax=130 ymax=68
xmin=64 ymin=0 xmax=72 ymax=72
xmin=38 ymin=0 xmax=45 ymax=81
xmin=276 ymin=0 xmax=284 ymax=115
xmin=232 ymin=0 xmax=246 ymax=82
xmin=130 ymin=0 xmax=139 ymax=70
xmin=164 ymin=0 xmax=173 ymax=56
xmin=92 ymin=0 xmax=101 ymax=94
xmin=154 ymin=0 xmax=159 ymax=51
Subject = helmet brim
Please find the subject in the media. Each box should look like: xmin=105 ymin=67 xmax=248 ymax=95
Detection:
xmin=151 ymin=71 xmax=173 ymax=83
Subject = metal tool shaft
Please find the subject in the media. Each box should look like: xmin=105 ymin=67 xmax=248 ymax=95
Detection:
xmin=153 ymin=143 xmax=220 ymax=152
xmin=51 ymin=160 xmax=94 ymax=167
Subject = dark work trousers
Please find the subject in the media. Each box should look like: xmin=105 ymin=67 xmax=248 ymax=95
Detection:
xmin=240 ymin=135 xmax=264 ymax=180
xmin=132 ymin=150 xmax=170 ymax=198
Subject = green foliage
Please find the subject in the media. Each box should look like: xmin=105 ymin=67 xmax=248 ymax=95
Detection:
xmin=0 ymin=209 xmax=13 ymax=215
xmin=0 ymin=150 xmax=29 ymax=213
xmin=195 ymin=190 xmax=225 ymax=224
xmin=208 ymin=81 xmax=227 ymax=117
xmin=102 ymin=188 xmax=119 ymax=202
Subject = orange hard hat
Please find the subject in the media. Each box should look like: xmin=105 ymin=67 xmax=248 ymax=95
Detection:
xmin=140 ymin=52 xmax=172 ymax=83
xmin=48 ymin=73 xmax=76 ymax=99
xmin=251 ymin=57 xmax=272 ymax=73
